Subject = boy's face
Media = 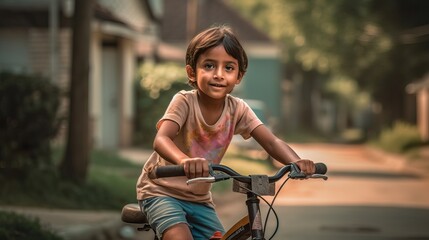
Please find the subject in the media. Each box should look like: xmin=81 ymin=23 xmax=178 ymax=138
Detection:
xmin=186 ymin=45 xmax=242 ymax=100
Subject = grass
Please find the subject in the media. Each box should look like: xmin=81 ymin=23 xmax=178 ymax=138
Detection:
xmin=223 ymin=147 xmax=275 ymax=175
xmin=211 ymin=146 xmax=275 ymax=193
xmin=0 ymin=210 xmax=62 ymax=240
xmin=87 ymin=150 xmax=141 ymax=205
xmin=0 ymin=147 xmax=143 ymax=240
xmin=0 ymin=147 xmax=141 ymax=210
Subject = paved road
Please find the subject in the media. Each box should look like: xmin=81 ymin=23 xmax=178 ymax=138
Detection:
xmin=216 ymin=143 xmax=429 ymax=239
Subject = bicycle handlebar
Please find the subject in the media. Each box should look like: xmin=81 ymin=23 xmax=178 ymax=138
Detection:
xmin=149 ymin=162 xmax=328 ymax=184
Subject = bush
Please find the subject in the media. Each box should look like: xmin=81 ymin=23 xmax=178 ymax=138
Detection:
xmin=376 ymin=121 xmax=421 ymax=153
xmin=134 ymin=80 xmax=190 ymax=147
xmin=0 ymin=148 xmax=140 ymax=210
xmin=0 ymin=72 xmax=61 ymax=176
xmin=0 ymin=211 xmax=62 ymax=240
xmin=133 ymin=61 xmax=190 ymax=147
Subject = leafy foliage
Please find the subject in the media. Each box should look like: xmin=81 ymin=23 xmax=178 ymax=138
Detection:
xmin=229 ymin=0 xmax=387 ymax=75
xmin=138 ymin=61 xmax=188 ymax=98
xmin=0 ymin=72 xmax=61 ymax=176
xmin=376 ymin=121 xmax=421 ymax=153
xmin=133 ymin=62 xmax=190 ymax=147
xmin=228 ymin=0 xmax=429 ymax=126
xmin=0 ymin=211 xmax=62 ymax=240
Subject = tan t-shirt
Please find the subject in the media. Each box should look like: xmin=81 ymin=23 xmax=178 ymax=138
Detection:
xmin=136 ymin=90 xmax=263 ymax=205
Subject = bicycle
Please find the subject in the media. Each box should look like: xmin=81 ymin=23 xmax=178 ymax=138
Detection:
xmin=121 ymin=162 xmax=328 ymax=240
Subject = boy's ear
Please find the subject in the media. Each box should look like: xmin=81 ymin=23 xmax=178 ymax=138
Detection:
xmin=236 ymin=72 xmax=244 ymax=84
xmin=186 ymin=65 xmax=196 ymax=82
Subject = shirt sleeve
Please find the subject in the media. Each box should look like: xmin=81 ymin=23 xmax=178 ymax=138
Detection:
xmin=156 ymin=92 xmax=189 ymax=131
xmin=234 ymin=98 xmax=264 ymax=139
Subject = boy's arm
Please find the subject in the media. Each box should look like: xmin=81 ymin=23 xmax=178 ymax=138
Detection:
xmin=250 ymin=125 xmax=315 ymax=175
xmin=154 ymin=120 xmax=209 ymax=179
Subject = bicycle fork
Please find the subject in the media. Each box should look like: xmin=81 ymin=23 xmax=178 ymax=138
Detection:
xmin=246 ymin=192 xmax=265 ymax=240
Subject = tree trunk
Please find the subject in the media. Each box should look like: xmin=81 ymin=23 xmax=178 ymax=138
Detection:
xmin=299 ymin=71 xmax=317 ymax=130
xmin=60 ymin=0 xmax=94 ymax=183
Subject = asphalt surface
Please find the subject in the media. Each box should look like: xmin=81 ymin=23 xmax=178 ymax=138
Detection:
xmin=1 ymin=144 xmax=428 ymax=240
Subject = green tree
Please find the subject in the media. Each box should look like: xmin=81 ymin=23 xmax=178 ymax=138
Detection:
xmin=359 ymin=0 xmax=429 ymax=122
xmin=228 ymin=0 xmax=429 ymax=128
xmin=229 ymin=0 xmax=383 ymax=129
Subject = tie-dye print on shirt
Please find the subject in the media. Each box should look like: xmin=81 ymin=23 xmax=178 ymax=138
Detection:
xmin=186 ymin=113 xmax=234 ymax=164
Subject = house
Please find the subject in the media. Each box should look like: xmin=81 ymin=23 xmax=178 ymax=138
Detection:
xmin=0 ymin=0 xmax=158 ymax=149
xmin=406 ymin=73 xmax=429 ymax=141
xmin=158 ymin=0 xmax=283 ymax=123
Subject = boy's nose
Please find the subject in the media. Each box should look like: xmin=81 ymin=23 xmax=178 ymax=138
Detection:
xmin=214 ymin=69 xmax=224 ymax=79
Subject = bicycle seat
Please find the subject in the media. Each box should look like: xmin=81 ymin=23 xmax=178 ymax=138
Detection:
xmin=121 ymin=203 xmax=148 ymax=224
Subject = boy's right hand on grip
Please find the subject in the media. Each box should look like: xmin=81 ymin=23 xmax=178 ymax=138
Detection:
xmin=181 ymin=157 xmax=210 ymax=179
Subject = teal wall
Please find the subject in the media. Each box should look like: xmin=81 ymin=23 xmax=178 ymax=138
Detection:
xmin=238 ymin=57 xmax=281 ymax=119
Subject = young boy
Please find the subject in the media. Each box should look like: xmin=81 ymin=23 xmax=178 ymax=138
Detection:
xmin=136 ymin=25 xmax=316 ymax=240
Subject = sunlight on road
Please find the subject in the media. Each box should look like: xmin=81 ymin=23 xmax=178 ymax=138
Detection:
xmin=268 ymin=144 xmax=429 ymax=209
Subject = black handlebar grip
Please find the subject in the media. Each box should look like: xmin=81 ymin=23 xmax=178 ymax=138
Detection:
xmin=315 ymin=163 xmax=328 ymax=175
xmin=149 ymin=165 xmax=185 ymax=179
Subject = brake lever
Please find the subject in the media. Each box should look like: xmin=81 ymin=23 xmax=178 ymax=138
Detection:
xmin=186 ymin=176 xmax=216 ymax=184
xmin=186 ymin=172 xmax=232 ymax=184
xmin=308 ymin=174 xmax=328 ymax=180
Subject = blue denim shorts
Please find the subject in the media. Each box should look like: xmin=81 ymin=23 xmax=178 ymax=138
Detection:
xmin=139 ymin=196 xmax=225 ymax=240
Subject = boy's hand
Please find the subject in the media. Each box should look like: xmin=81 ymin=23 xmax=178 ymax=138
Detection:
xmin=295 ymin=159 xmax=316 ymax=175
xmin=181 ymin=157 xmax=210 ymax=179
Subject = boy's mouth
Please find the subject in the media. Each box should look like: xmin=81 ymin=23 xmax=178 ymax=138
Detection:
xmin=209 ymin=83 xmax=226 ymax=87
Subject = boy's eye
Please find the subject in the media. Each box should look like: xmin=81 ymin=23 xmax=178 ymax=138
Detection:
xmin=204 ymin=63 xmax=215 ymax=69
xmin=225 ymin=65 xmax=234 ymax=71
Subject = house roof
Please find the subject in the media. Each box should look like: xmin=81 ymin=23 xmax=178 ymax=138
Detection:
xmin=160 ymin=0 xmax=273 ymax=45
xmin=0 ymin=4 xmax=130 ymax=29
xmin=96 ymin=0 xmax=155 ymax=31
xmin=0 ymin=0 xmax=154 ymax=31
xmin=94 ymin=3 xmax=130 ymax=27
xmin=0 ymin=8 xmax=70 ymax=28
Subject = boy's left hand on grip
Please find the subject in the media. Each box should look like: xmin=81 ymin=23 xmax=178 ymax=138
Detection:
xmin=181 ymin=157 xmax=210 ymax=179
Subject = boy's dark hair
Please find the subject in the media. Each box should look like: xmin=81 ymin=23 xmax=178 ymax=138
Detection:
xmin=186 ymin=25 xmax=248 ymax=88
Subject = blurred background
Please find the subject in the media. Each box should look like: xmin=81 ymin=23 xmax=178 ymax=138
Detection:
xmin=1 ymin=0 xmax=429 ymax=239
